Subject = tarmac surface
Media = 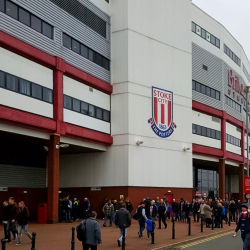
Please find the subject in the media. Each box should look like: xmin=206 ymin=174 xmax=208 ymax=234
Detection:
xmin=0 ymin=219 xmax=237 ymax=250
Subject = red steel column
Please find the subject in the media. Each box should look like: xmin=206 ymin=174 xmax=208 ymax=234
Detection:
xmin=221 ymin=111 xmax=226 ymax=158
xmin=239 ymin=163 xmax=245 ymax=203
xmin=219 ymin=158 xmax=226 ymax=199
xmin=47 ymin=134 xmax=60 ymax=223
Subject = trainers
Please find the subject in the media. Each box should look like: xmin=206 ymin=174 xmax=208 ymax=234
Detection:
xmin=16 ymin=242 xmax=21 ymax=245
xmin=117 ymin=240 xmax=121 ymax=247
xmin=103 ymin=224 xmax=106 ymax=227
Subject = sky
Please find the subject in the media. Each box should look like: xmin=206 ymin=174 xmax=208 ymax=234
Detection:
xmin=192 ymin=0 xmax=250 ymax=61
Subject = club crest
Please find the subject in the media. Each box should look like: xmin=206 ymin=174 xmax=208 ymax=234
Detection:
xmin=148 ymin=87 xmax=177 ymax=138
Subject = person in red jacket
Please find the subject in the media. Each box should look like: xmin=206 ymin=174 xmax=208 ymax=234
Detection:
xmin=16 ymin=201 xmax=32 ymax=245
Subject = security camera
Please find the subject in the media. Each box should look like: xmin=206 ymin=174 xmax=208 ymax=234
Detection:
xmin=183 ymin=147 xmax=190 ymax=151
xmin=136 ymin=140 xmax=144 ymax=145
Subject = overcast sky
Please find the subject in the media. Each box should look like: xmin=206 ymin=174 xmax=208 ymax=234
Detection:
xmin=192 ymin=0 xmax=250 ymax=61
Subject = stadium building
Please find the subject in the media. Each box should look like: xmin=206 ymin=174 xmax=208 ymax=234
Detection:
xmin=0 ymin=0 xmax=249 ymax=222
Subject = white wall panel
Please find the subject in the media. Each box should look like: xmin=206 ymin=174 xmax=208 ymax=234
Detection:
xmin=226 ymin=122 xmax=241 ymax=139
xmin=226 ymin=143 xmax=241 ymax=155
xmin=0 ymin=47 xmax=53 ymax=89
xmin=0 ymin=89 xmax=53 ymax=118
xmin=64 ymin=109 xmax=110 ymax=134
xmin=192 ymin=134 xmax=220 ymax=149
xmin=64 ymin=76 xmax=110 ymax=111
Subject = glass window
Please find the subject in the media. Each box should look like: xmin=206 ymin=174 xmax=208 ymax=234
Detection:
xmin=211 ymin=129 xmax=215 ymax=139
xmin=197 ymin=125 xmax=201 ymax=135
xmin=192 ymin=124 xmax=196 ymax=134
xmin=32 ymin=83 xmax=42 ymax=99
xmin=96 ymin=107 xmax=103 ymax=119
xmin=73 ymin=98 xmax=80 ymax=112
xmin=206 ymin=32 xmax=210 ymax=42
xmin=103 ymin=110 xmax=110 ymax=122
xmin=94 ymin=53 xmax=103 ymax=67
xmin=43 ymin=88 xmax=53 ymax=103
xmin=231 ymin=136 xmax=234 ymax=144
xmin=192 ymin=80 xmax=195 ymax=90
xmin=211 ymin=89 xmax=215 ymax=98
xmin=202 ymin=127 xmax=206 ymax=136
xmin=233 ymin=101 xmax=236 ymax=109
xmin=227 ymin=47 xmax=230 ymax=56
xmin=42 ymin=22 xmax=53 ymax=39
xmin=201 ymin=84 xmax=206 ymax=94
xmin=64 ymin=95 xmax=72 ymax=109
xmin=230 ymin=50 xmax=233 ymax=59
xmin=196 ymin=82 xmax=201 ymax=92
xmin=6 ymin=74 xmax=18 ymax=91
xmin=88 ymin=104 xmax=95 ymax=117
xmin=81 ymin=44 xmax=88 ymax=58
xmin=0 ymin=0 xmax=5 ymax=12
xmin=216 ymin=38 xmax=220 ymax=48
xmin=72 ymin=39 xmax=80 ymax=54
xmin=19 ymin=79 xmax=30 ymax=96
xmin=0 ymin=71 xmax=5 ymax=88
xmin=6 ymin=1 xmax=18 ymax=19
xmin=31 ymin=15 xmax=42 ymax=33
xmin=210 ymin=35 xmax=215 ymax=45
xmin=238 ymin=58 xmax=241 ymax=66
xmin=216 ymin=131 xmax=220 ymax=140
xmin=103 ymin=58 xmax=109 ymax=71
xmin=216 ymin=91 xmax=220 ymax=100
xmin=63 ymin=33 xmax=71 ymax=49
xmin=196 ymin=25 xmax=201 ymax=35
xmin=224 ymin=44 xmax=227 ymax=53
xmin=207 ymin=128 xmax=211 ymax=138
xmin=206 ymin=86 xmax=211 ymax=96
xmin=233 ymin=53 xmax=236 ymax=62
xmin=192 ymin=22 xmax=196 ymax=32
xmin=81 ymin=102 xmax=88 ymax=115
xmin=201 ymin=28 xmax=206 ymax=39
xmin=19 ymin=8 xmax=30 ymax=26
xmin=88 ymin=49 xmax=94 ymax=61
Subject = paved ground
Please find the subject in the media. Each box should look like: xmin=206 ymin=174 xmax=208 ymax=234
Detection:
xmin=0 ymin=219 xmax=237 ymax=250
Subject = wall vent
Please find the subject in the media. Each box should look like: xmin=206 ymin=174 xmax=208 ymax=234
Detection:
xmin=212 ymin=117 xmax=220 ymax=123
xmin=89 ymin=87 xmax=93 ymax=92
xmin=203 ymin=64 xmax=208 ymax=71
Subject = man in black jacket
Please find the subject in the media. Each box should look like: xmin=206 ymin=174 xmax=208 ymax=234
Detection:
xmin=158 ymin=199 xmax=167 ymax=229
xmin=137 ymin=202 xmax=147 ymax=238
xmin=6 ymin=197 xmax=18 ymax=243
xmin=172 ymin=199 xmax=179 ymax=221
xmin=125 ymin=198 xmax=133 ymax=214
xmin=191 ymin=199 xmax=200 ymax=222
xmin=16 ymin=201 xmax=32 ymax=245
xmin=2 ymin=200 xmax=8 ymax=240
xmin=115 ymin=202 xmax=131 ymax=247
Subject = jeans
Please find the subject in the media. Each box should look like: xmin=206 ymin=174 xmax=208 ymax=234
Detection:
xmin=172 ymin=211 xmax=179 ymax=221
xmin=83 ymin=243 xmax=97 ymax=250
xmin=242 ymin=232 xmax=250 ymax=250
xmin=180 ymin=211 xmax=186 ymax=221
xmin=17 ymin=225 xmax=32 ymax=242
xmin=139 ymin=220 xmax=145 ymax=236
xmin=119 ymin=228 xmax=127 ymax=242
xmin=104 ymin=216 xmax=112 ymax=226
xmin=158 ymin=214 xmax=167 ymax=229
xmin=3 ymin=222 xmax=7 ymax=239
xmin=7 ymin=221 xmax=17 ymax=242
xmin=67 ymin=209 xmax=72 ymax=221
xmin=193 ymin=212 xmax=200 ymax=222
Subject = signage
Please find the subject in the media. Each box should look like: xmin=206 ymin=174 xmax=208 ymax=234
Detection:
xmin=0 ymin=187 xmax=8 ymax=191
xmin=91 ymin=187 xmax=101 ymax=191
xmin=196 ymin=191 xmax=201 ymax=197
xmin=244 ymin=177 xmax=250 ymax=194
xmin=203 ymin=192 xmax=207 ymax=197
xmin=246 ymin=194 xmax=250 ymax=199
xmin=148 ymin=87 xmax=177 ymax=138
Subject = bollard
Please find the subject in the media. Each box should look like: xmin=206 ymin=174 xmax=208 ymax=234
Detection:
xmin=201 ymin=217 xmax=203 ymax=232
xmin=236 ymin=212 xmax=238 ymax=224
xmin=228 ymin=213 xmax=231 ymax=226
xmin=172 ymin=218 xmax=175 ymax=239
xmin=71 ymin=227 xmax=75 ymax=250
xmin=1 ymin=239 xmax=7 ymax=250
xmin=188 ymin=217 xmax=191 ymax=236
xmin=221 ymin=218 xmax=223 ymax=228
xmin=122 ymin=224 xmax=126 ymax=250
xmin=212 ymin=215 xmax=214 ymax=230
xmin=151 ymin=221 xmax=155 ymax=244
xmin=31 ymin=232 xmax=36 ymax=250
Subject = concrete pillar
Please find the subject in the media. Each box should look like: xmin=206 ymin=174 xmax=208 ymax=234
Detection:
xmin=47 ymin=134 xmax=60 ymax=223
xmin=239 ymin=163 xmax=245 ymax=202
xmin=219 ymin=158 xmax=226 ymax=199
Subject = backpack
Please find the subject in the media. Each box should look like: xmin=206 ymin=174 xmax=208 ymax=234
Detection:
xmin=133 ymin=211 xmax=139 ymax=220
xmin=222 ymin=207 xmax=226 ymax=216
xmin=76 ymin=220 xmax=87 ymax=242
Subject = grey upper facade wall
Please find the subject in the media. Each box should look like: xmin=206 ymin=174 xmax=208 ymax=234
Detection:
xmin=0 ymin=0 xmax=111 ymax=83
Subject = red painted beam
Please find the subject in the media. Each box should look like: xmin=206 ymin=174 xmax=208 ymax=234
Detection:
xmin=192 ymin=101 xmax=223 ymax=118
xmin=226 ymin=151 xmax=244 ymax=163
xmin=192 ymin=144 xmax=223 ymax=158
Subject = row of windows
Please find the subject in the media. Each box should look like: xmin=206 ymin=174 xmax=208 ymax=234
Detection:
xmin=192 ymin=22 xmax=220 ymax=48
xmin=0 ymin=0 xmax=53 ymax=39
xmin=224 ymin=44 xmax=241 ymax=67
xmin=225 ymin=95 xmax=241 ymax=113
xmin=192 ymin=124 xmax=221 ymax=140
xmin=226 ymin=134 xmax=241 ymax=147
xmin=64 ymin=95 xmax=110 ymax=123
xmin=192 ymin=80 xmax=220 ymax=100
xmin=63 ymin=33 xmax=110 ymax=71
xmin=0 ymin=70 xmax=53 ymax=104
xmin=243 ymin=64 xmax=250 ymax=83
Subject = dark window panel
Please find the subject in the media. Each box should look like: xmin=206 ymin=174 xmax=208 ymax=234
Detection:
xmin=19 ymin=8 xmax=30 ymax=26
xmin=0 ymin=71 xmax=5 ymax=88
xmin=211 ymin=129 xmax=215 ymax=139
xmin=63 ymin=33 xmax=71 ymax=49
xmin=233 ymin=53 xmax=236 ymax=62
xmin=216 ymin=91 xmax=220 ymax=100
xmin=210 ymin=35 xmax=215 ymax=45
xmin=207 ymin=128 xmax=211 ymax=138
xmin=96 ymin=107 xmax=103 ymax=119
xmin=72 ymin=39 xmax=80 ymax=54
xmin=192 ymin=22 xmax=196 ymax=32
xmin=43 ymin=88 xmax=53 ymax=103
xmin=103 ymin=57 xmax=109 ymax=71
xmin=19 ymin=79 xmax=31 ymax=96
xmin=216 ymin=131 xmax=220 ymax=140
xmin=31 ymin=15 xmax=42 ymax=33
xmin=81 ymin=44 xmax=88 ymax=58
xmin=103 ymin=110 xmax=110 ymax=122
xmin=88 ymin=104 xmax=95 ymax=117
xmin=196 ymin=82 xmax=201 ymax=92
xmin=226 ymin=47 xmax=230 ymax=56
xmin=0 ymin=0 xmax=5 ymax=12
xmin=88 ymin=49 xmax=94 ymax=61
xmin=201 ymin=84 xmax=206 ymax=94
xmin=192 ymin=124 xmax=196 ymax=134
xmin=94 ymin=53 xmax=103 ymax=67
xmin=64 ymin=95 xmax=72 ymax=109
xmin=216 ymin=38 xmax=220 ymax=48
xmin=206 ymin=86 xmax=211 ymax=96
xmin=230 ymin=50 xmax=233 ymax=59
xmin=197 ymin=125 xmax=201 ymax=135
xmin=72 ymin=98 xmax=80 ymax=112
xmin=31 ymin=83 xmax=42 ymax=99
xmin=201 ymin=126 xmax=206 ymax=136
xmin=202 ymin=65 xmax=208 ymax=71
xmin=201 ymin=29 xmax=206 ymax=39
xmin=81 ymin=102 xmax=88 ymax=115
xmin=6 ymin=74 xmax=18 ymax=92
xmin=42 ymin=22 xmax=53 ymax=39
xmin=224 ymin=44 xmax=227 ymax=53
xmin=6 ymin=1 xmax=18 ymax=19
xmin=211 ymin=89 xmax=215 ymax=98
xmin=192 ymin=80 xmax=196 ymax=90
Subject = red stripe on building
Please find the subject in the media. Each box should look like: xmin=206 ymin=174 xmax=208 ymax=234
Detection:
xmin=154 ymin=97 xmax=158 ymax=125
xmin=161 ymin=104 xmax=165 ymax=124
xmin=168 ymin=100 xmax=171 ymax=126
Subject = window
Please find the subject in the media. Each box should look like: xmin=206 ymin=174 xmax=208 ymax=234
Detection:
xmin=196 ymin=82 xmax=201 ymax=92
xmin=192 ymin=22 xmax=196 ymax=32
xmin=0 ymin=0 xmax=5 ymax=12
xmin=81 ymin=45 xmax=88 ymax=58
xmin=201 ymin=84 xmax=206 ymax=94
xmin=19 ymin=8 xmax=30 ymax=26
xmin=211 ymin=89 xmax=215 ymax=99
xmin=72 ymin=39 xmax=80 ymax=54
xmin=64 ymin=95 xmax=72 ymax=109
xmin=19 ymin=79 xmax=30 ymax=96
xmin=216 ymin=131 xmax=220 ymax=140
xmin=81 ymin=102 xmax=88 ymax=115
xmin=202 ymin=127 xmax=206 ymax=136
xmin=42 ymin=22 xmax=53 ymax=39
xmin=73 ymin=98 xmax=80 ymax=112
xmin=206 ymin=32 xmax=210 ymax=42
xmin=192 ymin=124 xmax=220 ymax=140
xmin=96 ymin=107 xmax=103 ymax=119
xmin=207 ymin=128 xmax=211 ymax=138
xmin=31 ymin=15 xmax=42 ymax=33
xmin=63 ymin=33 xmax=71 ymax=49
xmin=201 ymin=29 xmax=206 ymax=39
xmin=196 ymin=25 xmax=201 ymax=35
xmin=6 ymin=0 xmax=18 ymax=19
xmin=43 ymin=88 xmax=53 ymax=103
xmin=225 ymin=95 xmax=241 ymax=113
xmin=103 ymin=58 xmax=109 ymax=71
xmin=32 ymin=83 xmax=42 ymax=99
xmin=197 ymin=125 xmax=201 ymax=135
xmin=88 ymin=104 xmax=95 ymax=117
xmin=103 ymin=110 xmax=110 ymax=122
xmin=206 ymin=86 xmax=210 ymax=96
xmin=216 ymin=91 xmax=220 ymax=100
xmin=203 ymin=65 xmax=208 ymax=71
xmin=6 ymin=74 xmax=18 ymax=92
xmin=224 ymin=44 xmax=241 ymax=67
xmin=88 ymin=49 xmax=94 ymax=61
xmin=215 ymin=38 xmax=220 ymax=48
xmin=94 ymin=52 xmax=103 ymax=67
xmin=0 ymin=71 xmax=5 ymax=88
xmin=192 ymin=80 xmax=195 ymax=90
xmin=210 ymin=35 xmax=215 ymax=45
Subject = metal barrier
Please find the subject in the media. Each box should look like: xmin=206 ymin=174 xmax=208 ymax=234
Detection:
xmin=212 ymin=215 xmax=214 ymax=230
xmin=31 ymin=232 xmax=36 ymax=250
xmin=188 ymin=217 xmax=191 ymax=236
xmin=71 ymin=227 xmax=75 ymax=250
xmin=151 ymin=221 xmax=155 ymax=244
xmin=122 ymin=224 xmax=126 ymax=250
xmin=172 ymin=218 xmax=175 ymax=239
xmin=1 ymin=239 xmax=7 ymax=250
xmin=201 ymin=217 xmax=203 ymax=232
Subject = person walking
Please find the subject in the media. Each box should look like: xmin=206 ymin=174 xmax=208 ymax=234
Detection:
xmin=172 ymin=199 xmax=179 ymax=221
xmin=6 ymin=197 xmax=18 ymax=243
xmin=67 ymin=196 xmax=73 ymax=223
xmin=102 ymin=200 xmax=114 ymax=227
xmin=115 ymin=202 xmax=131 ymax=247
xmin=166 ymin=202 xmax=172 ymax=221
xmin=79 ymin=211 xmax=101 ymax=250
xmin=73 ymin=198 xmax=80 ymax=222
xmin=137 ymin=202 xmax=147 ymax=238
xmin=61 ymin=197 xmax=69 ymax=223
xmin=16 ymin=201 xmax=32 ymax=245
xmin=145 ymin=201 xmax=157 ymax=239
xmin=200 ymin=200 xmax=206 ymax=225
xmin=233 ymin=204 xmax=250 ymax=250
xmin=157 ymin=199 xmax=167 ymax=229
xmin=125 ymin=198 xmax=133 ymax=214
xmin=204 ymin=201 xmax=213 ymax=228
xmin=229 ymin=200 xmax=237 ymax=223
xmin=2 ymin=200 xmax=8 ymax=240
xmin=83 ymin=198 xmax=91 ymax=219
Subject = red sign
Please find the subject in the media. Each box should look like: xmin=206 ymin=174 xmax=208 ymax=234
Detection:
xmin=204 ymin=192 xmax=207 ymax=197
xmin=244 ymin=177 xmax=250 ymax=194
xmin=196 ymin=191 xmax=201 ymax=197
